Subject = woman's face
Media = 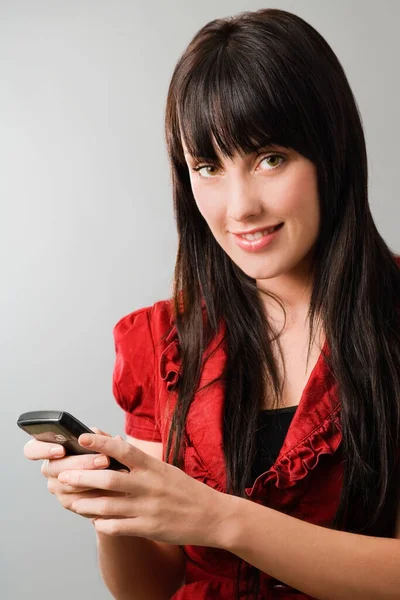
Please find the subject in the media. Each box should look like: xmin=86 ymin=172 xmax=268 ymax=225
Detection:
xmin=183 ymin=141 xmax=320 ymax=290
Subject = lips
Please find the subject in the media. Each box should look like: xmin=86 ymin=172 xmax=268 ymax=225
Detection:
xmin=231 ymin=222 xmax=284 ymax=252
xmin=238 ymin=223 xmax=284 ymax=240
xmin=233 ymin=222 xmax=284 ymax=236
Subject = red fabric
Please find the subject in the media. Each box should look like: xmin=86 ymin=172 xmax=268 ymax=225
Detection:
xmin=111 ymin=255 xmax=400 ymax=600
xmin=112 ymin=307 xmax=162 ymax=441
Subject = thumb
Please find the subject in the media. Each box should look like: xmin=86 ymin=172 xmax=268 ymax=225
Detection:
xmin=90 ymin=426 xmax=113 ymax=437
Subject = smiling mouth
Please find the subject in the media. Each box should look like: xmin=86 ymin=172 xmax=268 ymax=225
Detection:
xmin=237 ymin=223 xmax=284 ymax=241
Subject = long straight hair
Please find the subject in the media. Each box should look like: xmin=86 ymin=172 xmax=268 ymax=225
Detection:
xmin=162 ymin=8 xmax=400 ymax=598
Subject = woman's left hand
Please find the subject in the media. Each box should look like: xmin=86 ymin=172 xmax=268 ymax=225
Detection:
xmin=57 ymin=433 xmax=233 ymax=548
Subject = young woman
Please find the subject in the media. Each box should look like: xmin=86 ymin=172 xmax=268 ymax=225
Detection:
xmin=24 ymin=8 xmax=400 ymax=600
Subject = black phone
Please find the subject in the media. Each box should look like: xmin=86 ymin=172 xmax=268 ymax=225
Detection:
xmin=17 ymin=410 xmax=129 ymax=471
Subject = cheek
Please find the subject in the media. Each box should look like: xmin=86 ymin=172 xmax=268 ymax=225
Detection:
xmin=193 ymin=189 xmax=224 ymax=232
xmin=280 ymin=168 xmax=319 ymax=224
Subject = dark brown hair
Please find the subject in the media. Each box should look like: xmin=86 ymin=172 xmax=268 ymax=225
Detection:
xmin=162 ymin=8 xmax=400 ymax=598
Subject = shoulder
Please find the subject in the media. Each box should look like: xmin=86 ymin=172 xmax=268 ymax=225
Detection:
xmin=113 ymin=298 xmax=175 ymax=346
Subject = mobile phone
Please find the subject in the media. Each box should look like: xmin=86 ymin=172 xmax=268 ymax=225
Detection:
xmin=17 ymin=410 xmax=129 ymax=471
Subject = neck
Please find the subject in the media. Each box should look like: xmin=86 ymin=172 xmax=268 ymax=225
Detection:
xmin=258 ymin=272 xmax=314 ymax=330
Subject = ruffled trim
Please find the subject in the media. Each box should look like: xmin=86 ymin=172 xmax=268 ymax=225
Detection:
xmin=159 ymin=326 xmax=180 ymax=391
xmin=158 ymin=297 xmax=209 ymax=392
xmin=183 ymin=407 xmax=342 ymax=497
xmin=245 ymin=407 xmax=342 ymax=494
xmin=183 ymin=446 xmax=224 ymax=492
xmin=273 ymin=409 xmax=342 ymax=488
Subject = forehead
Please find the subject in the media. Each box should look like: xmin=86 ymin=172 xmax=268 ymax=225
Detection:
xmin=181 ymin=137 xmax=215 ymax=159
xmin=181 ymin=138 xmax=286 ymax=161
xmin=180 ymin=130 xmax=242 ymax=161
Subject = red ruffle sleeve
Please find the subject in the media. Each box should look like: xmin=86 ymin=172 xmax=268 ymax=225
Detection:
xmin=112 ymin=305 xmax=162 ymax=442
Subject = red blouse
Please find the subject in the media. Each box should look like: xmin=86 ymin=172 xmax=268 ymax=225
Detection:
xmin=112 ymin=298 xmax=345 ymax=600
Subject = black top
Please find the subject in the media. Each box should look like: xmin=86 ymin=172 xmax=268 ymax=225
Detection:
xmin=250 ymin=405 xmax=298 ymax=485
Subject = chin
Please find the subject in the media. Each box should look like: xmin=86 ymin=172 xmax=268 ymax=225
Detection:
xmin=231 ymin=258 xmax=284 ymax=281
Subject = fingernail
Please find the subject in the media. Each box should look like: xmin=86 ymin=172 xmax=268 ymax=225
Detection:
xmin=58 ymin=473 xmax=69 ymax=483
xmin=79 ymin=434 xmax=93 ymax=446
xmin=94 ymin=455 xmax=108 ymax=467
xmin=50 ymin=447 xmax=64 ymax=457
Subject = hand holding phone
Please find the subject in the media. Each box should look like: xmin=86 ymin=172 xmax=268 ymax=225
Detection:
xmin=20 ymin=411 xmax=130 ymax=521
xmin=18 ymin=410 xmax=128 ymax=471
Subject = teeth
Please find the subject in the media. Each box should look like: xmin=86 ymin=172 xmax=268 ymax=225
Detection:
xmin=240 ymin=224 xmax=281 ymax=241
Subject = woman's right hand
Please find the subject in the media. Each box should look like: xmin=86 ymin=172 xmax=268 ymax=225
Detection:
xmin=23 ymin=427 xmax=122 ymax=519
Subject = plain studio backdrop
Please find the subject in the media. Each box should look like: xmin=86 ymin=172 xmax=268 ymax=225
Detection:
xmin=1 ymin=1 xmax=399 ymax=598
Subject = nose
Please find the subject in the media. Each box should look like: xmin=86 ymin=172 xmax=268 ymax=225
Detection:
xmin=226 ymin=177 xmax=264 ymax=223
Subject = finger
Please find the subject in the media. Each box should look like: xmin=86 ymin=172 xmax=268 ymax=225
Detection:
xmin=55 ymin=477 xmax=126 ymax=496
xmin=71 ymin=495 xmax=137 ymax=518
xmin=48 ymin=476 xmax=98 ymax=495
xmin=58 ymin=489 xmax=123 ymax=518
xmin=24 ymin=439 xmax=66 ymax=461
xmin=58 ymin=469 xmax=131 ymax=494
xmin=77 ymin=433 xmax=149 ymax=471
xmin=41 ymin=453 xmax=110 ymax=478
xmin=93 ymin=517 xmax=143 ymax=537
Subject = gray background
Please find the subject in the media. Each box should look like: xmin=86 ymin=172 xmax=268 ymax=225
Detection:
xmin=1 ymin=1 xmax=399 ymax=598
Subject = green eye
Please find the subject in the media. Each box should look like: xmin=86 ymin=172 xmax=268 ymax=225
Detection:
xmin=260 ymin=154 xmax=285 ymax=169
xmin=191 ymin=153 xmax=285 ymax=178
xmin=192 ymin=165 xmax=219 ymax=178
